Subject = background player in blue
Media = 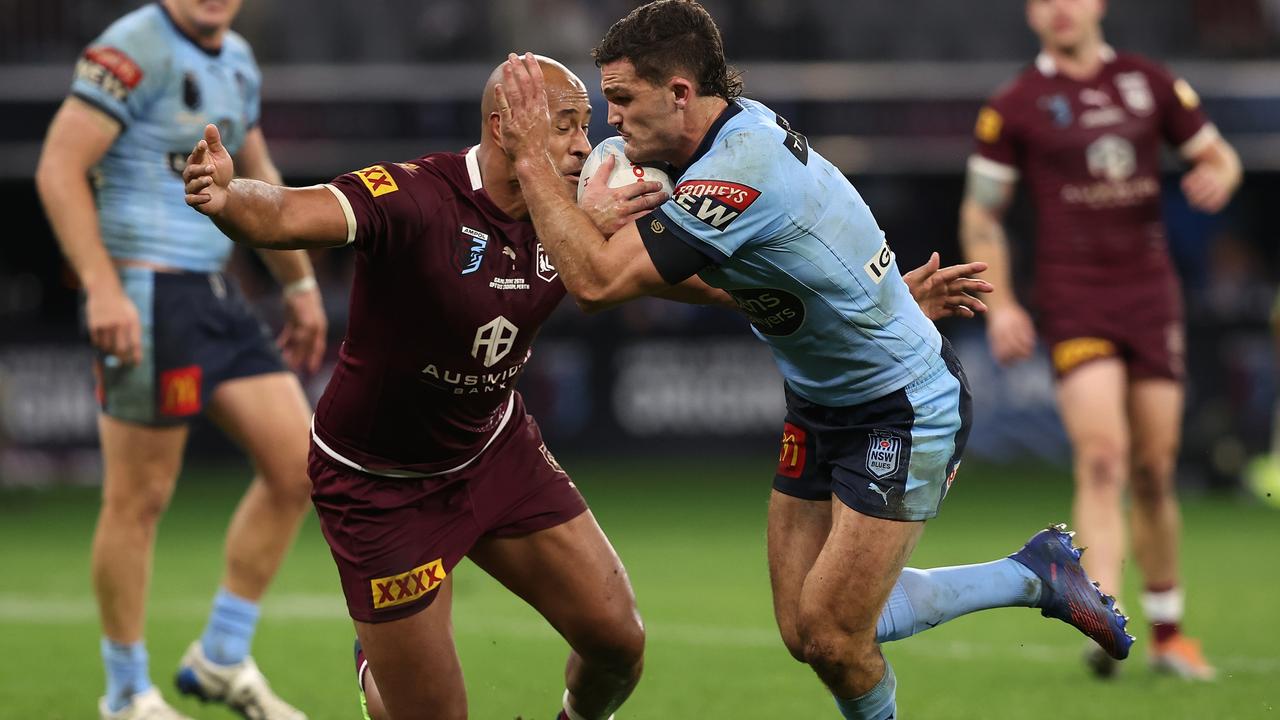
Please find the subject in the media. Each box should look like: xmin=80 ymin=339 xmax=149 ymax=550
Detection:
xmin=35 ymin=1 xmax=318 ymax=718
xmin=496 ymin=2 xmax=1133 ymax=718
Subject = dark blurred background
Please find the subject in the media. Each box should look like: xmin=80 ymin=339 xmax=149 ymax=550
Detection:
xmin=2 ymin=0 xmax=1278 ymax=488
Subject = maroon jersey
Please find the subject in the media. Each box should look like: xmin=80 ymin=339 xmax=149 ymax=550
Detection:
xmin=313 ymin=148 xmax=566 ymax=475
xmin=971 ymin=48 xmax=1215 ymax=287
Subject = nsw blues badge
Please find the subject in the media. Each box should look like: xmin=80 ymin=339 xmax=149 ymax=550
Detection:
xmin=866 ymin=430 xmax=901 ymax=480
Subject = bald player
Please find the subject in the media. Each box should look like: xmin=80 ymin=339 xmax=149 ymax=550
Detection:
xmin=182 ymin=56 xmax=685 ymax=720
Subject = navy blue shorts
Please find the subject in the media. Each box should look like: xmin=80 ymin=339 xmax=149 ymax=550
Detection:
xmin=772 ymin=339 xmax=973 ymax=521
xmin=92 ymin=268 xmax=285 ymax=426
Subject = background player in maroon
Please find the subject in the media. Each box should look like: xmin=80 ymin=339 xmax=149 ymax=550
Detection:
xmin=181 ymin=57 xmax=679 ymax=720
xmin=960 ymin=0 xmax=1242 ymax=680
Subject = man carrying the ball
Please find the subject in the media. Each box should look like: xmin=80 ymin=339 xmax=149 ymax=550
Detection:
xmin=494 ymin=1 xmax=1135 ymax=718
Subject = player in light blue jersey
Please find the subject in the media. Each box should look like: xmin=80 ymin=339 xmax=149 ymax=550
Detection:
xmin=35 ymin=1 xmax=319 ymax=718
xmin=495 ymin=2 xmax=1134 ymax=718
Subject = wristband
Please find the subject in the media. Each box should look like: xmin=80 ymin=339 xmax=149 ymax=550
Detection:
xmin=283 ymin=276 xmax=318 ymax=297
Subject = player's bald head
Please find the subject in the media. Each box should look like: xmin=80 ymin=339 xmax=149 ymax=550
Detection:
xmin=480 ymin=55 xmax=589 ymax=124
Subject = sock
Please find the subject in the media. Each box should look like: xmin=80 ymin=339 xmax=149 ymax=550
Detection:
xmin=354 ymin=638 xmax=368 ymax=691
xmin=561 ymin=689 xmax=614 ymax=720
xmin=1142 ymin=585 xmax=1183 ymax=643
xmin=876 ymin=558 xmax=1041 ymax=643
xmin=834 ymin=662 xmax=896 ymax=720
xmin=200 ymin=587 xmax=261 ymax=666
xmin=102 ymin=638 xmax=152 ymax=713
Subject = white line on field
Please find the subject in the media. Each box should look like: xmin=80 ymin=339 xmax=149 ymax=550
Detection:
xmin=2 ymin=594 xmax=1276 ymax=676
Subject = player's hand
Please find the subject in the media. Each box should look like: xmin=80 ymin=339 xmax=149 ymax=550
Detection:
xmin=579 ymin=155 xmax=668 ymax=235
xmin=904 ymin=252 xmax=993 ymax=321
xmin=987 ymin=302 xmax=1036 ymax=366
xmin=278 ymin=285 xmax=327 ymax=374
xmin=184 ymin=124 xmax=235 ymax=216
xmin=1181 ymin=163 xmax=1233 ymax=214
xmin=495 ymin=52 xmax=551 ymax=163
xmin=86 ymin=284 xmax=143 ymax=366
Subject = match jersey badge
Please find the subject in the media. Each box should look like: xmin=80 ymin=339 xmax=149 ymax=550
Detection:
xmin=455 ymin=226 xmax=488 ymax=275
xmin=1115 ymin=72 xmax=1154 ymax=116
xmin=535 ymin=243 xmax=558 ymax=282
xmin=866 ymin=430 xmax=901 ymax=479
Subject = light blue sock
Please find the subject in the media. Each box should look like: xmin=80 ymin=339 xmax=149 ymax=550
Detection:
xmin=102 ymin=638 xmax=151 ymax=712
xmin=877 ymin=558 xmax=1041 ymax=643
xmin=200 ymin=587 xmax=261 ymax=666
xmin=835 ymin=662 xmax=896 ymax=720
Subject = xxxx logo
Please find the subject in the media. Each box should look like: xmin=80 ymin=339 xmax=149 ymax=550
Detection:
xmin=370 ymin=559 xmax=446 ymax=610
xmin=354 ymin=165 xmax=399 ymax=197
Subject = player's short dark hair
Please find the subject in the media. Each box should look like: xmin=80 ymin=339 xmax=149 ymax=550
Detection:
xmin=592 ymin=0 xmax=742 ymax=101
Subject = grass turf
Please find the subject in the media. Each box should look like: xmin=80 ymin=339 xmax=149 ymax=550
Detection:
xmin=0 ymin=455 xmax=1276 ymax=719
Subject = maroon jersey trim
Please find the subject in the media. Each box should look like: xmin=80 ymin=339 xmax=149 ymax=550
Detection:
xmin=968 ymin=154 xmax=1019 ymax=183
xmin=309 ymin=394 xmax=516 ymax=478
xmin=322 ymin=183 xmax=357 ymax=245
xmin=1035 ymin=45 xmax=1116 ymax=77
xmin=464 ymin=146 xmax=484 ymax=191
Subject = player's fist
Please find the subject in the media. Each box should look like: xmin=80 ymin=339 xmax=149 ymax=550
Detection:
xmin=579 ymin=155 xmax=669 ymax=235
xmin=987 ymin=302 xmax=1036 ymax=366
xmin=184 ymin=124 xmax=235 ymax=216
xmin=1181 ymin=164 xmax=1233 ymax=214
xmin=85 ymin=285 xmax=143 ymax=366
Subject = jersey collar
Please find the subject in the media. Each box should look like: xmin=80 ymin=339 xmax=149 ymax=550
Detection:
xmin=465 ymin=145 xmax=484 ymax=191
xmin=156 ymin=2 xmax=224 ymax=58
xmin=1035 ymin=44 xmax=1115 ymax=77
xmin=675 ymin=99 xmax=743 ymax=177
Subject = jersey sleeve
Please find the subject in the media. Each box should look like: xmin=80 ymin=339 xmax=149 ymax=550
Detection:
xmin=1145 ymin=62 xmax=1215 ymax=158
xmin=70 ymin=17 xmax=170 ymax=127
xmin=235 ymin=38 xmax=263 ymax=129
xmin=325 ymin=162 xmax=429 ymax=255
xmin=969 ymin=94 xmax=1022 ymax=183
xmin=640 ymin=132 xmax=786 ymax=270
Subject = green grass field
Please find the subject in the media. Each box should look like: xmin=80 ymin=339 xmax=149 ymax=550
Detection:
xmin=1 ymin=455 xmax=1277 ymax=719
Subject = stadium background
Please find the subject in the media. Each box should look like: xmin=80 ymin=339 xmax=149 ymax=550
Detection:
xmin=0 ymin=1 xmax=1278 ymax=718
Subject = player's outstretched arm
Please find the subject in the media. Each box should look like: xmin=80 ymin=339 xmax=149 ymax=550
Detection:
xmin=184 ymin=124 xmax=349 ymax=250
xmin=903 ymin=252 xmax=992 ymax=321
xmin=498 ymin=53 xmax=671 ymax=312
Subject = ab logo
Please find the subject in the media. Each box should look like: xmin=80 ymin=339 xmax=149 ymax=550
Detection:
xmin=472 ymin=316 xmax=519 ymax=368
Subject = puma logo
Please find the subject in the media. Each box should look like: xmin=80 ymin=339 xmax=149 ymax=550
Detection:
xmin=868 ymin=482 xmax=891 ymax=506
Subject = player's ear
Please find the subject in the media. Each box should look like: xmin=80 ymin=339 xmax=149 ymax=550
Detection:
xmin=487 ymin=111 xmax=504 ymax=148
xmin=671 ymin=77 xmax=694 ymax=110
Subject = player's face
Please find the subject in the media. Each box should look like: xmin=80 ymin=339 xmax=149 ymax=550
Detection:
xmin=545 ymin=91 xmax=593 ymax=193
xmin=600 ymin=59 xmax=682 ymax=165
xmin=167 ymin=0 xmax=242 ymax=36
xmin=1027 ymin=0 xmax=1105 ymax=51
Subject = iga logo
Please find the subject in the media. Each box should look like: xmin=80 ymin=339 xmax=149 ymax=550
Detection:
xmin=672 ymin=179 xmax=761 ymax=231
xmin=472 ymin=316 xmax=519 ymax=368
xmin=863 ymin=239 xmax=895 ymax=285
xmin=865 ymin=430 xmax=901 ymax=480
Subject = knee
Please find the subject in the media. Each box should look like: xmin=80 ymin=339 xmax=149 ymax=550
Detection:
xmin=797 ymin=615 xmax=876 ymax=684
xmin=1131 ymin=453 xmax=1176 ymax=505
xmin=257 ymin=454 xmax=313 ymax=512
xmin=575 ymin=609 xmax=646 ymax=675
xmin=1075 ymin=438 xmax=1129 ymax=492
xmin=778 ymin=622 xmax=807 ymax=664
xmin=102 ymin=476 xmax=174 ymax=528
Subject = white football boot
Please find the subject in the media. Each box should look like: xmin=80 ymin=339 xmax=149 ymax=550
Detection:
xmin=99 ymin=687 xmax=194 ymax=720
xmin=174 ymin=641 xmax=307 ymax=720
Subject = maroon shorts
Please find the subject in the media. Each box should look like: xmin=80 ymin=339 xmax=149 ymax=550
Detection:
xmin=1038 ymin=274 xmax=1185 ymax=382
xmin=309 ymin=394 xmax=587 ymax=623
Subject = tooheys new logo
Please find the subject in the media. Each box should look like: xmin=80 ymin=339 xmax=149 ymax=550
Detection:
xmin=672 ymin=180 xmax=761 ymax=231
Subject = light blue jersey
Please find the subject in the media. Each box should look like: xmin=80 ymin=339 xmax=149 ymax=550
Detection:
xmin=70 ymin=3 xmax=260 ymax=272
xmin=639 ymin=98 xmax=943 ymax=407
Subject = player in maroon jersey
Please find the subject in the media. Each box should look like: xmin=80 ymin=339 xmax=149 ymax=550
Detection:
xmin=960 ymin=0 xmax=1242 ymax=680
xmin=181 ymin=56 xmax=681 ymax=720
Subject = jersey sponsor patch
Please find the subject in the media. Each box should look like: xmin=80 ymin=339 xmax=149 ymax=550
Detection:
xmin=729 ymin=288 xmax=805 ymax=336
xmin=354 ymin=165 xmax=399 ymax=197
xmin=866 ymin=430 xmax=901 ymax=480
xmin=471 ymin=316 xmax=519 ymax=368
xmin=370 ymin=559 xmax=445 ymax=610
xmin=75 ymin=46 xmax=144 ymax=101
xmin=455 ymin=226 xmax=488 ymax=275
xmin=671 ymin=179 xmax=761 ymax=232
xmin=777 ymin=422 xmax=807 ymax=479
xmin=1052 ymin=337 xmax=1117 ymax=375
xmin=863 ymin=239 xmax=895 ymax=284
xmin=535 ymin=242 xmax=558 ymax=282
xmin=1115 ymin=72 xmax=1154 ymax=116
xmin=975 ymin=106 xmax=1003 ymax=143
xmin=158 ymin=365 xmax=202 ymax=417
xmin=1173 ymin=78 xmax=1201 ymax=110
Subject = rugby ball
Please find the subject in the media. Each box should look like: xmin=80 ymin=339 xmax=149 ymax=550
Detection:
xmin=577 ymin=136 xmax=674 ymax=203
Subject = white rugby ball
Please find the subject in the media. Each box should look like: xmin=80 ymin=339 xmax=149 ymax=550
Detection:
xmin=577 ymin=136 xmax=674 ymax=203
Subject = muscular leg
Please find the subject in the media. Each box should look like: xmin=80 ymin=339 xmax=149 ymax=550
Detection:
xmin=767 ymin=492 xmax=833 ymax=662
xmin=1126 ymin=379 xmax=1183 ymax=593
xmin=468 ymin=510 xmax=645 ymax=720
xmin=1056 ymin=359 xmax=1130 ymax=596
xmin=207 ymin=373 xmax=313 ymax=603
xmin=356 ymin=579 xmax=467 ymax=720
xmin=93 ymin=415 xmax=188 ymax=705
